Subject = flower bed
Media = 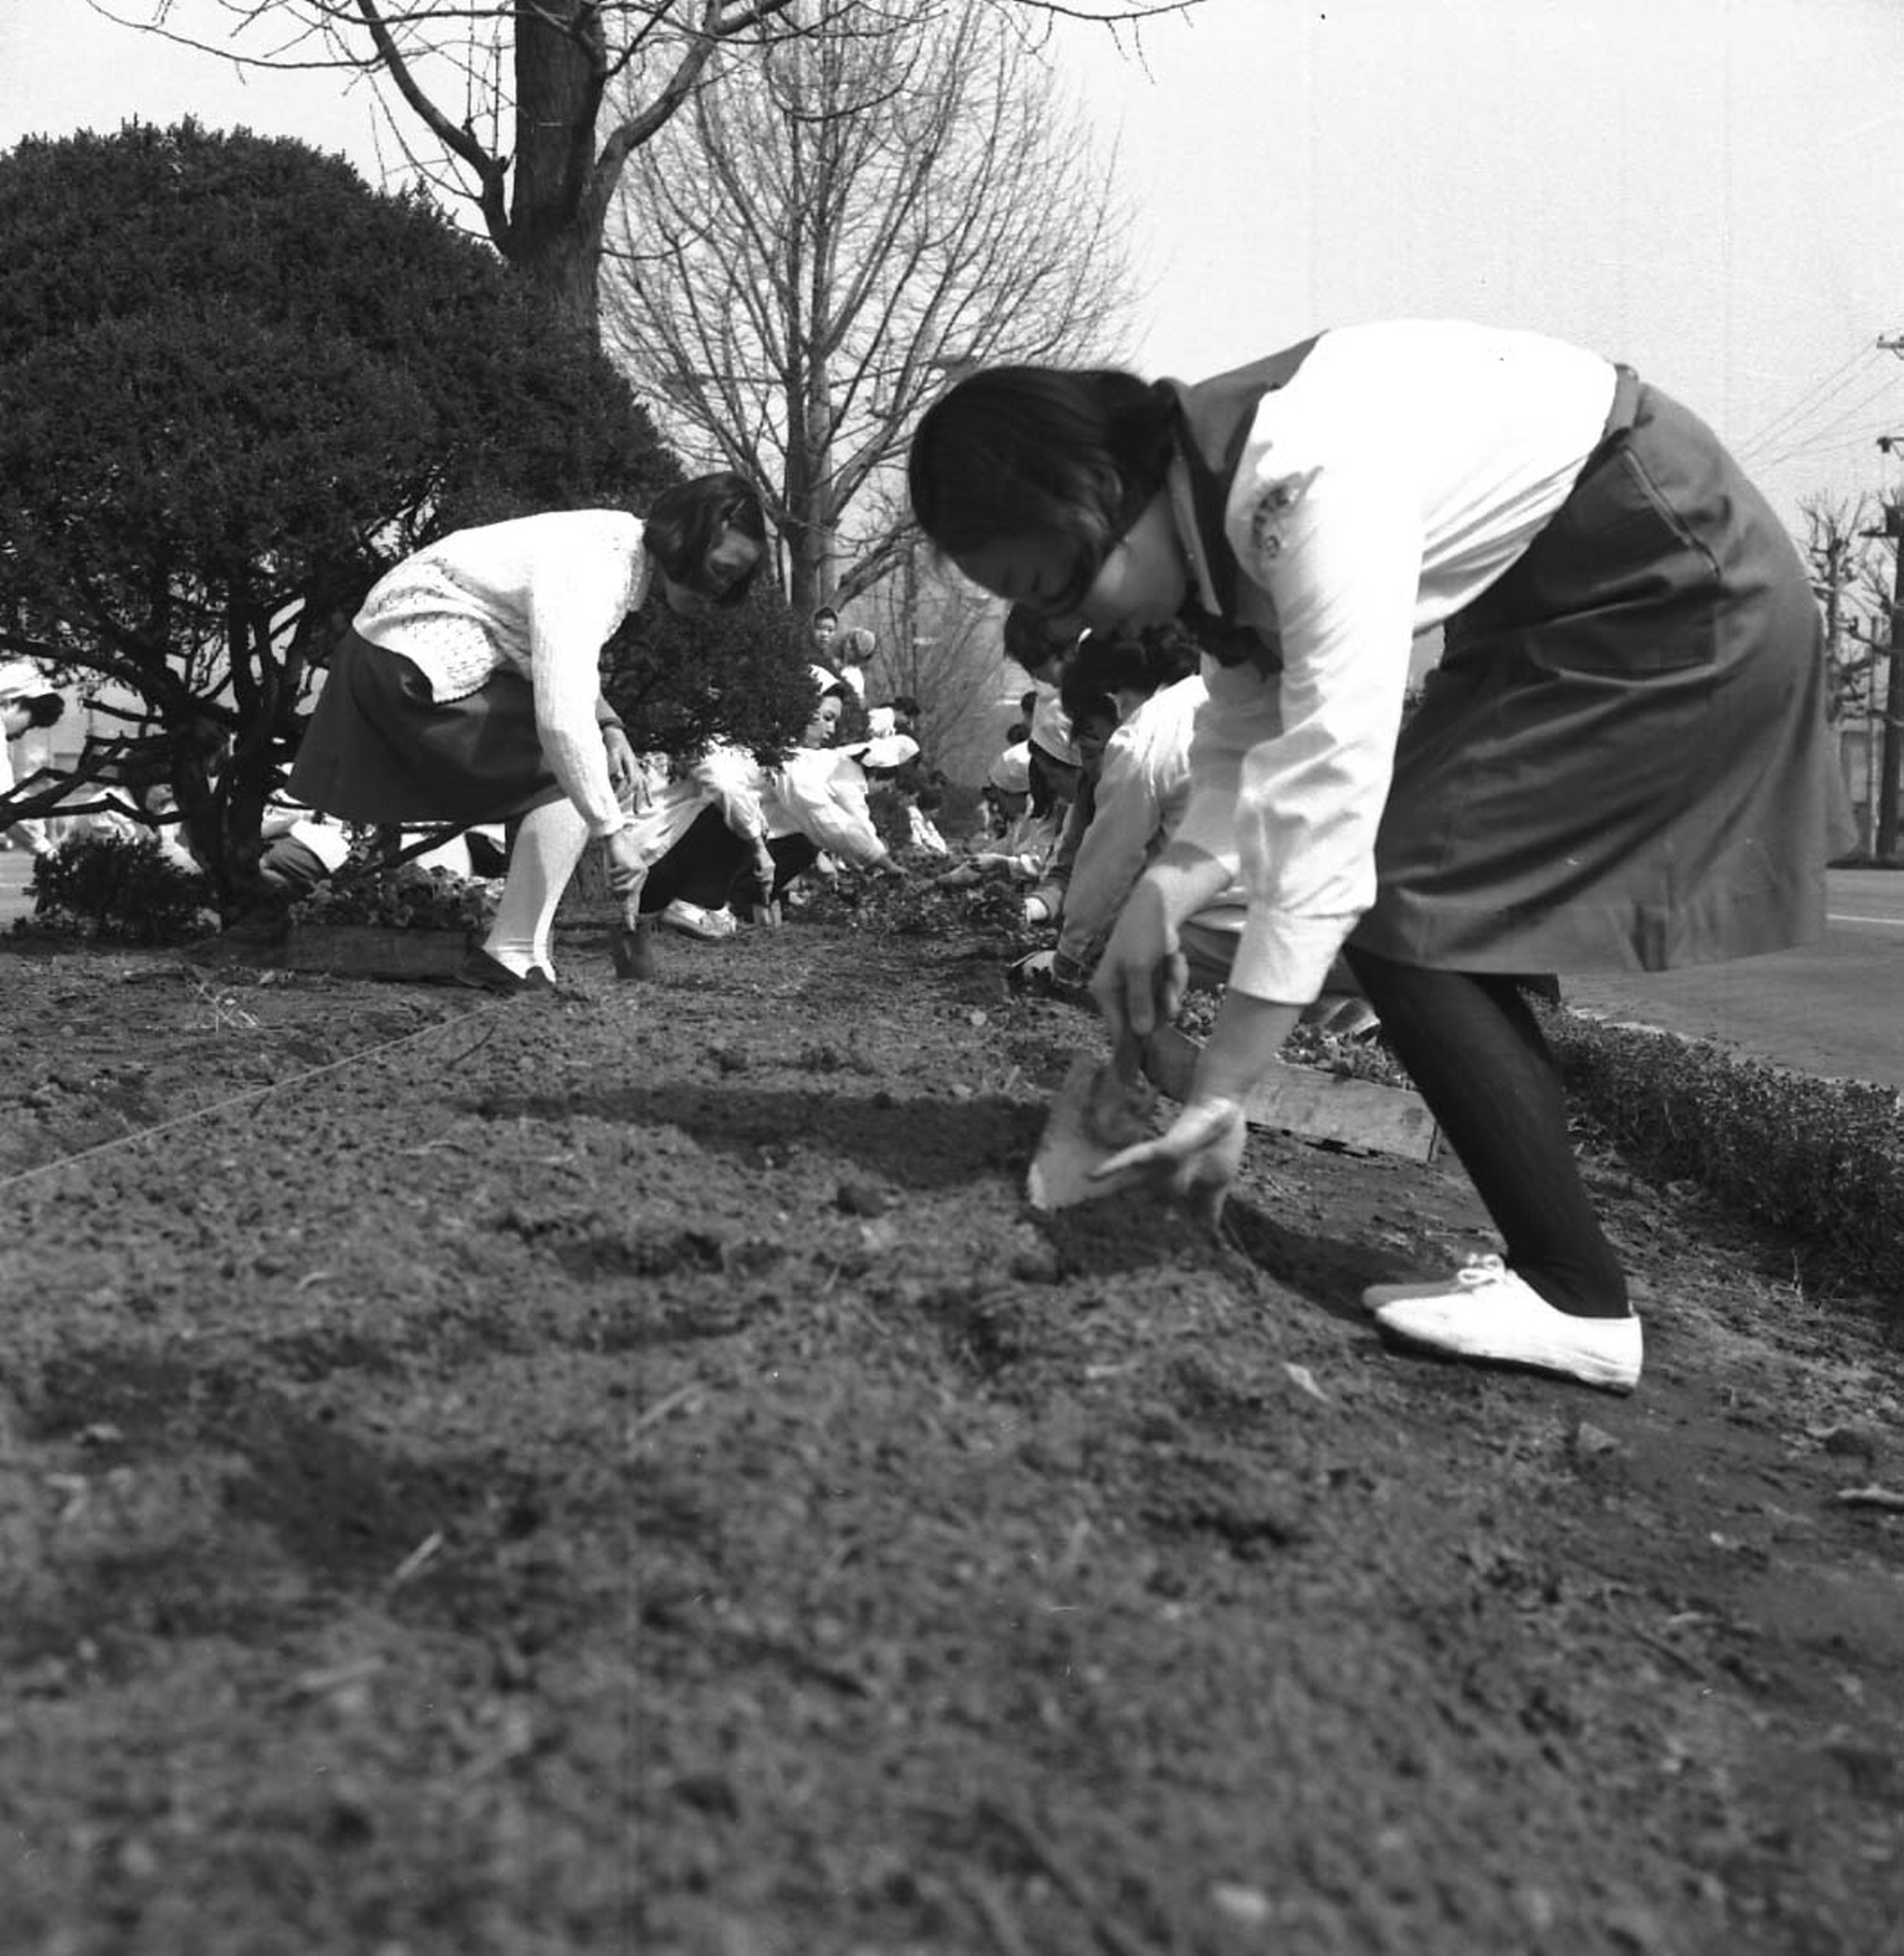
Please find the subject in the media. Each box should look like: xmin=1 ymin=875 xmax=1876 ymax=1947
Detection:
xmin=278 ymin=857 xmax=494 ymax=977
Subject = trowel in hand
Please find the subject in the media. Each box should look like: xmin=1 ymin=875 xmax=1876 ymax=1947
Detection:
xmin=610 ymin=894 xmax=656 ymax=980
xmin=1025 ymin=1039 xmax=1160 ymax=1211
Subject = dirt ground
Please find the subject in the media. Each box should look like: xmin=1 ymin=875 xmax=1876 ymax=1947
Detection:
xmin=0 ymin=902 xmax=1900 ymax=1956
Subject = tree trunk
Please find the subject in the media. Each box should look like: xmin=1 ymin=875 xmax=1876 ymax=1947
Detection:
xmin=509 ymin=0 xmax=608 ymax=338
xmin=782 ymin=374 xmax=835 ymax=620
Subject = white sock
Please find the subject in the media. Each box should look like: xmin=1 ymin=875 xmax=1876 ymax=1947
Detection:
xmin=483 ymin=799 xmax=588 ymax=978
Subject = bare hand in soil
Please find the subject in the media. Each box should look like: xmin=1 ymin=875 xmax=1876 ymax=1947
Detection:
xmin=1094 ymin=1095 xmax=1247 ymax=1228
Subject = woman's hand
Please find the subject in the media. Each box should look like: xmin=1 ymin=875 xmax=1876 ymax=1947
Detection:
xmin=602 ymin=824 xmax=648 ymax=910
xmin=1091 ymin=990 xmax=1303 ymax=1227
xmin=603 ymin=726 xmax=646 ymax=809
xmin=1089 ymin=845 xmax=1235 ymax=1043
xmin=744 ymin=839 xmax=779 ymax=915
xmin=1094 ymin=1096 xmax=1247 ymax=1228
xmin=1090 ymin=875 xmax=1187 ymax=1045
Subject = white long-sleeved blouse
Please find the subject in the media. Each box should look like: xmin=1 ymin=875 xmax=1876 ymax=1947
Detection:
xmin=1170 ymin=319 xmax=1616 ymax=1003
xmin=622 ymin=742 xmax=890 ymax=876
xmin=765 ymin=748 xmax=889 ymax=868
xmin=1058 ymin=675 xmax=1237 ymax=966
xmin=353 ymin=509 xmax=651 ymax=840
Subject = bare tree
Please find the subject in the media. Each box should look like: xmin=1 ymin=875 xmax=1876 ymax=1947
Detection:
xmin=601 ymin=0 xmax=1130 ymax=621
xmin=98 ymin=0 xmax=1197 ymax=339
xmin=1799 ymin=492 xmax=1882 ymax=721
xmin=1799 ymin=491 xmax=1890 ymax=855
xmin=845 ymin=483 xmax=1026 ymax=787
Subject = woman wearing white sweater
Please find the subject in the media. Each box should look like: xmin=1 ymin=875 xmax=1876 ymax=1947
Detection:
xmin=290 ymin=471 xmax=767 ymax=992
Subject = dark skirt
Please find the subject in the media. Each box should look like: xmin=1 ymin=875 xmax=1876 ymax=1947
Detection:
xmin=1353 ymin=373 xmax=1857 ymax=974
xmin=288 ymin=629 xmax=567 ymax=827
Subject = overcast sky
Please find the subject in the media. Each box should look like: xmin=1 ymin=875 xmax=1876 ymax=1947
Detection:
xmin=8 ymin=0 xmax=1904 ymax=532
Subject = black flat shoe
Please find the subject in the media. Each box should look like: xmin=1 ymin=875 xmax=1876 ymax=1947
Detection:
xmin=454 ymin=949 xmax=553 ymax=995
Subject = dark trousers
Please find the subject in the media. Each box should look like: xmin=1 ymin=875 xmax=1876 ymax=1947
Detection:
xmin=636 ymin=808 xmax=819 ymax=915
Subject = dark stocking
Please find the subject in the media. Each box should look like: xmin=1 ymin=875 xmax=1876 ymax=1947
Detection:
xmin=1344 ymin=947 xmax=1628 ymax=1317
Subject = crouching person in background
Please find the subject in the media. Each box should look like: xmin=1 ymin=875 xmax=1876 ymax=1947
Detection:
xmin=614 ymin=724 xmax=914 ymax=977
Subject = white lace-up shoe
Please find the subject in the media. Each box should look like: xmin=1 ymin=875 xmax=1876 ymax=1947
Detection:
xmin=661 ymin=899 xmax=738 ymax=940
xmin=1367 ymin=1257 xmax=1642 ymax=1393
xmin=1362 ymin=1253 xmax=1511 ymax=1314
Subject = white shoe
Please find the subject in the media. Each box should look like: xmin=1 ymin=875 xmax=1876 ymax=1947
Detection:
xmin=1368 ymin=1257 xmax=1642 ymax=1393
xmin=661 ymin=899 xmax=737 ymax=940
xmin=1362 ymin=1252 xmax=1509 ymax=1314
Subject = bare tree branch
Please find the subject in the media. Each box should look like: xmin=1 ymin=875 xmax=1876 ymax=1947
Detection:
xmin=98 ymin=0 xmax=1198 ymax=336
xmin=599 ymin=0 xmax=1130 ymax=766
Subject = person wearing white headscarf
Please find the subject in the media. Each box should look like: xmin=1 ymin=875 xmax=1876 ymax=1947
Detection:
xmin=0 ymin=662 xmax=66 ymax=860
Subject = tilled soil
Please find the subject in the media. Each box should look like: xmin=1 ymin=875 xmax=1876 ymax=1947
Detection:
xmin=0 ymin=913 xmax=1899 ymax=1956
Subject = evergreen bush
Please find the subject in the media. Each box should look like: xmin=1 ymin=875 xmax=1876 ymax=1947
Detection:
xmin=1548 ymin=1013 xmax=1904 ymax=1300
xmin=0 ymin=121 xmax=676 ymax=913
xmin=28 ymin=833 xmax=215 ymax=944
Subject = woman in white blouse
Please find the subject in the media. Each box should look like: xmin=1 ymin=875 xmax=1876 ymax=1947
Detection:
xmin=607 ymin=675 xmax=909 ymax=968
xmin=908 ymin=320 xmax=1854 ymax=1393
xmin=290 ymin=471 xmax=766 ymax=992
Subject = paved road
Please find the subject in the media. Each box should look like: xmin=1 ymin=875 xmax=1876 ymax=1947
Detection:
xmin=6 ymin=848 xmax=1899 ymax=1088
xmin=1564 ymin=869 xmax=1904 ymax=1091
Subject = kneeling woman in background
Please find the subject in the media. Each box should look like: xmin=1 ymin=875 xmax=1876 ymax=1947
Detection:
xmin=290 ymin=472 xmax=767 ymax=993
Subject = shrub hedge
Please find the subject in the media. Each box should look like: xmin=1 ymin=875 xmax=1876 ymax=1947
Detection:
xmin=1545 ymin=1010 xmax=1904 ymax=1302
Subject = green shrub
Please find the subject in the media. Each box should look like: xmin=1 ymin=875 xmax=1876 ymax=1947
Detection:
xmin=1548 ymin=1012 xmax=1904 ymax=1299
xmin=799 ymin=856 xmax=1032 ymax=942
xmin=29 ymin=832 xmax=215 ymax=944
xmin=0 ymin=121 xmax=678 ymax=917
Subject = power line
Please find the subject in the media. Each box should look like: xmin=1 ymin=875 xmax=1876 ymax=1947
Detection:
xmin=1748 ymin=368 xmax=1904 ymax=475
xmin=1756 ymin=422 xmax=1904 ymax=478
xmin=1734 ymin=344 xmax=1887 ymax=462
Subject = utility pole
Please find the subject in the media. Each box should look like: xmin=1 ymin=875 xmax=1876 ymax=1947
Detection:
xmin=1874 ymin=333 xmax=1904 ymax=857
xmin=1863 ymin=486 xmax=1904 ymax=861
xmin=1880 ymin=503 xmax=1904 ymax=860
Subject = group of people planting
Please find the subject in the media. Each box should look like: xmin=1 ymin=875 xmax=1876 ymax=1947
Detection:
xmin=288 ymin=314 xmax=1854 ymax=1398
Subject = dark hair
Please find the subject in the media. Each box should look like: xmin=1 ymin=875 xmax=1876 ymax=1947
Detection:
xmin=1063 ymin=632 xmax=1157 ymax=721
xmin=1002 ymin=603 xmax=1077 ymax=677
xmin=908 ymin=366 xmax=1174 ymax=601
xmin=812 ymin=605 xmax=838 ymax=625
xmin=1139 ymin=620 xmax=1202 ymax=688
xmin=1056 ymin=649 xmax=1142 ymax=735
xmin=645 ymin=470 xmax=768 ymax=607
xmin=1058 ymin=676 xmax=1120 ymax=741
xmin=888 ymin=694 xmax=921 ymax=719
xmin=23 ymin=693 xmax=65 ymax=729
